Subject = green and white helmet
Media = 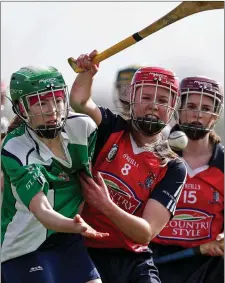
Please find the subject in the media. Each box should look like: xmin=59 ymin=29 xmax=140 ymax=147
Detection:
xmin=10 ymin=65 xmax=69 ymax=139
xmin=114 ymin=65 xmax=143 ymax=117
xmin=115 ymin=65 xmax=143 ymax=104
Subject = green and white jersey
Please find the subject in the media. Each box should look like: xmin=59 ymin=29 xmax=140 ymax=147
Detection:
xmin=1 ymin=112 xmax=97 ymax=263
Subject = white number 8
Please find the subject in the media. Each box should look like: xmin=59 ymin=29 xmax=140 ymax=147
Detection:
xmin=121 ymin=164 xmax=131 ymax=175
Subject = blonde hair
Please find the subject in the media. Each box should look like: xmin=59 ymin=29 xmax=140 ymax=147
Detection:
xmin=154 ymin=138 xmax=179 ymax=166
xmin=142 ymin=134 xmax=178 ymax=166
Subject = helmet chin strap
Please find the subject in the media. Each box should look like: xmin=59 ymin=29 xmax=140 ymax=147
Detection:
xmin=180 ymin=123 xmax=210 ymax=140
xmin=133 ymin=117 xmax=166 ymax=136
xmin=33 ymin=124 xmax=63 ymax=139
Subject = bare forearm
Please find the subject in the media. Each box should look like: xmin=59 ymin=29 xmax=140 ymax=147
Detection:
xmin=70 ymin=72 xmax=93 ymax=112
xmin=35 ymin=207 xmax=77 ymax=233
xmin=103 ymin=202 xmax=152 ymax=244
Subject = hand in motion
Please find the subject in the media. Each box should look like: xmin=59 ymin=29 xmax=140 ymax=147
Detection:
xmin=73 ymin=214 xmax=109 ymax=239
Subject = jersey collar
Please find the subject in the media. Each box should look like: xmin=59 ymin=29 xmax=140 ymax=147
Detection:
xmin=26 ymin=126 xmax=70 ymax=162
xmin=176 ymin=143 xmax=224 ymax=172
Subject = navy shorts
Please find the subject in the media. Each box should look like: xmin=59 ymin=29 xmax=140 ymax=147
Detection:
xmin=88 ymin=247 xmax=161 ymax=283
xmin=155 ymin=255 xmax=224 ymax=283
xmin=151 ymin=243 xmax=224 ymax=283
xmin=2 ymin=234 xmax=100 ymax=283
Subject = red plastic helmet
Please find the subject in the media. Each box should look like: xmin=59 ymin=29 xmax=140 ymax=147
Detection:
xmin=131 ymin=67 xmax=179 ymax=96
xmin=179 ymin=76 xmax=224 ymax=140
xmin=129 ymin=67 xmax=180 ymax=136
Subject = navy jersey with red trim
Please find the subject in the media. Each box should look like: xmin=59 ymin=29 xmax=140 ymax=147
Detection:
xmin=82 ymin=108 xmax=187 ymax=252
xmin=152 ymin=143 xmax=224 ymax=248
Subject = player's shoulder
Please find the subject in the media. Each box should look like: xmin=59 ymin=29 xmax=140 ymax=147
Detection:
xmin=99 ymin=107 xmax=128 ymax=131
xmin=65 ymin=111 xmax=97 ymax=134
xmin=1 ymin=124 xmax=33 ymax=167
xmin=100 ymin=106 xmax=126 ymax=122
xmin=216 ymin=143 xmax=224 ymax=155
xmin=167 ymin=158 xmax=187 ymax=177
xmin=2 ymin=123 xmax=27 ymax=150
xmin=209 ymin=143 xmax=224 ymax=173
xmin=63 ymin=112 xmax=97 ymax=146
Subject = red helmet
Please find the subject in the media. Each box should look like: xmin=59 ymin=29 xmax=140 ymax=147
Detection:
xmin=179 ymin=76 xmax=223 ymax=140
xmin=129 ymin=67 xmax=180 ymax=136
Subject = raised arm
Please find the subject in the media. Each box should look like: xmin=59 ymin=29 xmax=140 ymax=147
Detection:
xmin=70 ymin=50 xmax=102 ymax=126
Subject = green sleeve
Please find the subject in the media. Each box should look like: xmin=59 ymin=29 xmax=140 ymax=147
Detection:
xmin=83 ymin=129 xmax=97 ymax=178
xmin=1 ymin=155 xmax=49 ymax=208
xmin=88 ymin=130 xmax=97 ymax=162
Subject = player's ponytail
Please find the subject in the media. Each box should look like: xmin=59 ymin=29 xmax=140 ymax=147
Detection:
xmin=152 ymin=136 xmax=178 ymax=166
xmin=209 ymin=130 xmax=221 ymax=144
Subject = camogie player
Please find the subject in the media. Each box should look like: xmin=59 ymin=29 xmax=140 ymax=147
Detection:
xmin=113 ymin=66 xmax=171 ymax=138
xmin=151 ymin=75 xmax=224 ymax=283
xmin=114 ymin=65 xmax=142 ymax=117
xmin=70 ymin=50 xmax=187 ymax=283
xmin=1 ymin=66 xmax=107 ymax=283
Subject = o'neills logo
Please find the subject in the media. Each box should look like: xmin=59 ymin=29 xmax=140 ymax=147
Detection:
xmin=106 ymin=144 xmax=119 ymax=162
xmin=194 ymin=80 xmax=213 ymax=90
xmin=158 ymin=209 xmax=214 ymax=241
xmin=100 ymin=171 xmax=142 ymax=214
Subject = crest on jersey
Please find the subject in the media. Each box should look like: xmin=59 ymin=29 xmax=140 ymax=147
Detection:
xmin=58 ymin=171 xmax=69 ymax=181
xmin=101 ymin=171 xmax=142 ymax=214
xmin=208 ymin=187 xmax=220 ymax=204
xmin=139 ymin=172 xmax=157 ymax=189
xmin=106 ymin=144 xmax=119 ymax=162
xmin=27 ymin=165 xmax=35 ymax=174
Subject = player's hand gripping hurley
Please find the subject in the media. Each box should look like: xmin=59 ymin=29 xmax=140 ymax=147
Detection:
xmin=68 ymin=1 xmax=224 ymax=73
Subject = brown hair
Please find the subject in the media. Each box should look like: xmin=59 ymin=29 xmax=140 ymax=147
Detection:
xmin=141 ymin=135 xmax=178 ymax=167
xmin=209 ymin=130 xmax=221 ymax=144
xmin=1 ymin=116 xmax=24 ymax=140
xmin=7 ymin=116 xmax=23 ymax=134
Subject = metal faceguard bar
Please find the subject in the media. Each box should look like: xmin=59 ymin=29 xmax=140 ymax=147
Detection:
xmin=130 ymin=80 xmax=179 ymax=124
xmin=18 ymin=86 xmax=70 ymax=130
xmin=179 ymin=89 xmax=223 ymax=130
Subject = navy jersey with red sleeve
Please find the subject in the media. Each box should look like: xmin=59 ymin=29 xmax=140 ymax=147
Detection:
xmin=82 ymin=108 xmax=187 ymax=252
xmin=152 ymin=143 xmax=224 ymax=248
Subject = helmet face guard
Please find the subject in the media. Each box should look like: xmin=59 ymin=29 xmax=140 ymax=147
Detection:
xmin=17 ymin=87 xmax=69 ymax=139
xmin=10 ymin=66 xmax=70 ymax=139
xmin=130 ymin=67 xmax=180 ymax=136
xmin=179 ymin=77 xmax=223 ymax=140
